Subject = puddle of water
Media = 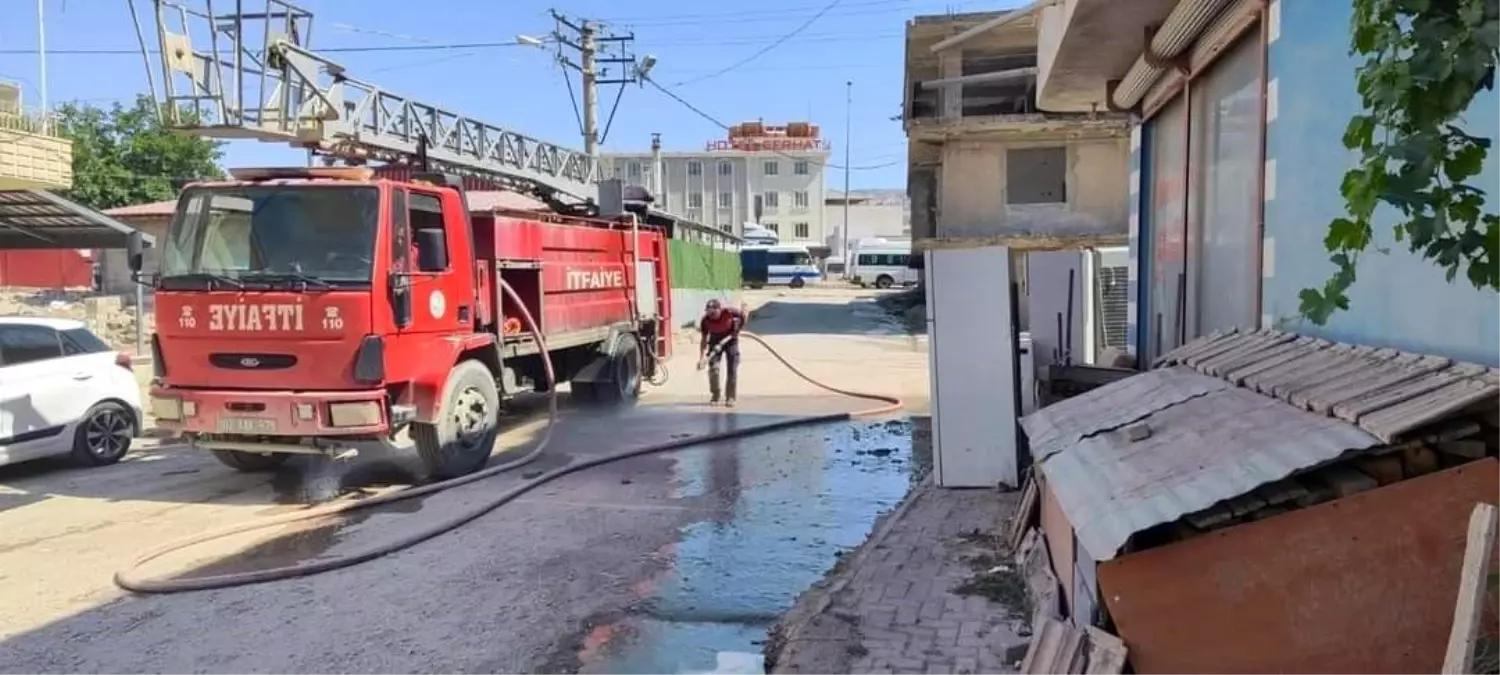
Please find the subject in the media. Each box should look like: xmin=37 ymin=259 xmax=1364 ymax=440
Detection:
xmin=582 ymin=418 xmax=918 ymax=674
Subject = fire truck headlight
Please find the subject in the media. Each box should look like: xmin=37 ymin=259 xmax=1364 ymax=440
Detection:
xmin=295 ymin=403 xmax=315 ymax=421
xmin=151 ymin=397 xmax=183 ymax=421
xmin=328 ymin=401 xmax=382 ymax=428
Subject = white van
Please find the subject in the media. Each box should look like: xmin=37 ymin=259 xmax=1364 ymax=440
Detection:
xmin=850 ymin=243 xmax=918 ymax=289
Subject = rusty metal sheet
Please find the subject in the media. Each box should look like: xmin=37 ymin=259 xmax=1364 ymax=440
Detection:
xmin=1037 ymin=386 xmax=1380 ymax=561
xmin=1097 ymin=460 xmax=1499 ymax=674
xmin=1021 ymin=367 xmax=1229 ymax=464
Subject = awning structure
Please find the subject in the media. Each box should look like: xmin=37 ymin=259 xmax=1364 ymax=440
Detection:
xmin=0 ymin=190 xmax=156 ymax=250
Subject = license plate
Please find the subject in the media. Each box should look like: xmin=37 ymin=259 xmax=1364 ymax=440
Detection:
xmin=217 ymin=417 xmax=278 ymax=434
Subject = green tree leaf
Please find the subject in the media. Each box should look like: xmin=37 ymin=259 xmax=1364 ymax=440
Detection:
xmin=54 ymin=95 xmax=224 ymax=211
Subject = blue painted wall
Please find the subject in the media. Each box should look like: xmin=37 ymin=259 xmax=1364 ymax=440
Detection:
xmin=1126 ymin=125 xmax=1144 ymax=355
xmin=1264 ymin=0 xmax=1500 ymax=365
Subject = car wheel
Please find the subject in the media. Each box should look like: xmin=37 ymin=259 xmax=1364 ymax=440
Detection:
xmin=875 ymin=275 xmax=895 ymax=289
xmin=789 ymin=276 xmax=806 ymax=289
xmin=70 ymin=401 xmax=135 ymax=466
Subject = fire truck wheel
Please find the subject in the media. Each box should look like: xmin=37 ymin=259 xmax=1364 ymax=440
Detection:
xmin=599 ymin=334 xmax=643 ymax=404
xmin=413 ymin=360 xmax=501 ymax=478
xmin=210 ymin=450 xmax=292 ymax=472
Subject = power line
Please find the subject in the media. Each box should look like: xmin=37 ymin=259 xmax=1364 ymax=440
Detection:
xmin=641 ymin=75 xmax=902 ymax=172
xmin=598 ymin=0 xmax=989 ymax=27
xmin=671 ymin=0 xmax=845 ymax=87
xmin=0 ymin=29 xmax=909 ymax=57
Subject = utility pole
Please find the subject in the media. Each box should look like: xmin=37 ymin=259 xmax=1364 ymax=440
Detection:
xmin=841 ymin=80 xmax=853 ymax=274
xmin=551 ymin=11 xmax=638 ymax=158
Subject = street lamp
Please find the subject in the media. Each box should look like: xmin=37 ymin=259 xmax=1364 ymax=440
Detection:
xmin=515 ymin=34 xmax=545 ymax=47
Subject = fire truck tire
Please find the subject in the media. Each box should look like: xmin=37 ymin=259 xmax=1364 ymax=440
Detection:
xmin=210 ymin=450 xmax=292 ymax=472
xmin=413 ymin=360 xmax=501 ymax=478
xmin=598 ymin=333 xmax=643 ymax=404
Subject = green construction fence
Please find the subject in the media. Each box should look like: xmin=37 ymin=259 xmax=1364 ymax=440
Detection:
xmin=668 ymin=238 xmax=740 ymax=291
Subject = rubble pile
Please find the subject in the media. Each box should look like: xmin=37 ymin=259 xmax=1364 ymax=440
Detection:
xmin=0 ymin=287 xmax=154 ymax=350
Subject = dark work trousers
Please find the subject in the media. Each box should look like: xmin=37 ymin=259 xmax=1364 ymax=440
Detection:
xmin=707 ymin=336 xmax=741 ymax=400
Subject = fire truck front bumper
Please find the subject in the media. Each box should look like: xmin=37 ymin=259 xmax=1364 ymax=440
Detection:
xmin=148 ymin=388 xmax=406 ymax=454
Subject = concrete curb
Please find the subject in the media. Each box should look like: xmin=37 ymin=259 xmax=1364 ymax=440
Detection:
xmin=766 ymin=474 xmax=936 ymax=673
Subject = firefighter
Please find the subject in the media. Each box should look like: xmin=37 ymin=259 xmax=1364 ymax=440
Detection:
xmin=698 ymin=298 xmax=745 ymax=407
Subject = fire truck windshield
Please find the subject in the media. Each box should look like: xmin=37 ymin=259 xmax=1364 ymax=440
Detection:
xmin=159 ymin=185 xmax=380 ymax=290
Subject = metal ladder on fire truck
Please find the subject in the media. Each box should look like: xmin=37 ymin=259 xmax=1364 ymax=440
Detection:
xmin=128 ymin=0 xmax=671 ymax=350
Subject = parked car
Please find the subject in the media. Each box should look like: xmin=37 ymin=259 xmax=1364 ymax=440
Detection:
xmin=0 ymin=317 xmax=142 ymax=468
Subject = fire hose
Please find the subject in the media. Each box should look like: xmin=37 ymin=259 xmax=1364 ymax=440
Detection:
xmin=114 ymin=281 xmax=903 ymax=593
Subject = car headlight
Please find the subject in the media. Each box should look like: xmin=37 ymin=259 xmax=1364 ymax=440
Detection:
xmin=328 ymin=401 xmax=382 ymax=428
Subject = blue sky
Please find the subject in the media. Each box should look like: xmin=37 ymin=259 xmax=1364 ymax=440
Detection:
xmin=1 ymin=0 xmax=1017 ymax=191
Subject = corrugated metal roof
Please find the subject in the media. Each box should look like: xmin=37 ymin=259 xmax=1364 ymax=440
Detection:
xmin=1024 ymin=366 xmax=1230 ymax=463
xmin=1155 ymin=329 xmax=1499 ymax=442
xmin=1025 ymin=367 xmax=1382 ymax=561
xmin=0 ymin=190 xmax=155 ymax=249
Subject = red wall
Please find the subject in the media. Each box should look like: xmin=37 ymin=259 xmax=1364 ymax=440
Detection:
xmin=0 ymin=250 xmax=94 ymax=289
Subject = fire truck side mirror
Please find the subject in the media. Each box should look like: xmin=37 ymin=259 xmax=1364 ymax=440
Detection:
xmin=126 ymin=231 xmax=145 ymax=273
xmin=414 ymin=228 xmax=449 ymax=272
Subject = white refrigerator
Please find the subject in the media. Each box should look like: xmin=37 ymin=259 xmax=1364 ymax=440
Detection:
xmin=925 ymin=245 xmax=1021 ymax=489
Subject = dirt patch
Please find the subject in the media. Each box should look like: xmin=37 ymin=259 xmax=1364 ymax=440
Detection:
xmin=0 ymin=288 xmax=154 ymax=350
xmin=949 ymin=528 xmax=1031 ymax=622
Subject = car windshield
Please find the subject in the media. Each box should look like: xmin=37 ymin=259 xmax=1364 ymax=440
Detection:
xmin=160 ymin=185 xmax=380 ymax=287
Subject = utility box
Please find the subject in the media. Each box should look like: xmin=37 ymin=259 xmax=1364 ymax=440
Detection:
xmin=925 ymin=245 xmax=1021 ymax=488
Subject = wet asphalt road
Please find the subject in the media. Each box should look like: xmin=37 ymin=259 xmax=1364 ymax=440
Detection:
xmin=0 ymin=289 xmax=930 ymax=673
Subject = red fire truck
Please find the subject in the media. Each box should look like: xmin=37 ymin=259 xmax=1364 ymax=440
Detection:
xmin=127 ymin=1 xmax=672 ymax=477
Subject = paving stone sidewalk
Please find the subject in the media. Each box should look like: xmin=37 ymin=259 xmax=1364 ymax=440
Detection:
xmin=769 ymin=477 xmax=1028 ymax=674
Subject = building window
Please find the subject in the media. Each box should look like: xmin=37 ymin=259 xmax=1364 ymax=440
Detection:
xmin=688 ymin=161 xmax=703 ymax=176
xmin=763 ymin=160 xmax=779 ymax=176
xmin=720 ymin=223 xmax=732 ymax=233
xmin=688 ymin=192 xmax=703 ymax=209
xmin=763 ymin=191 xmax=780 ymax=211
xmin=794 ymin=161 xmax=810 ymax=175
xmin=718 ymin=161 xmax=733 ymax=176
xmin=718 ymin=191 xmax=733 ymax=209
xmin=627 ymin=162 xmax=641 ymax=179
xmin=1006 ymin=147 xmax=1067 ymax=204
xmin=793 ymin=191 xmax=809 ymax=209
xmin=794 ymin=222 xmax=809 ymax=239
xmin=765 ymin=222 xmax=780 ymax=233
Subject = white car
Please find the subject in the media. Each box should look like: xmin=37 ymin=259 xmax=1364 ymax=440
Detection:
xmin=0 ymin=317 xmax=142 ymax=468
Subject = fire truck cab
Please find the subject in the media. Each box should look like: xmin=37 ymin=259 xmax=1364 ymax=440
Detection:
xmin=130 ymin=167 xmax=671 ymax=478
